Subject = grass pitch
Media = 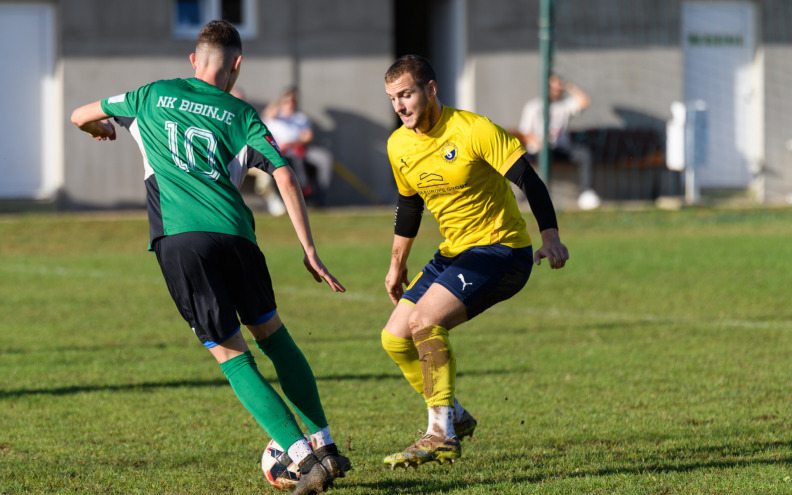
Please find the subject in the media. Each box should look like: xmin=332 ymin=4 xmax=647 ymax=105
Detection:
xmin=1 ymin=206 xmax=791 ymax=494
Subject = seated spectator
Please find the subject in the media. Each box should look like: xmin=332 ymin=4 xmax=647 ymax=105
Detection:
xmin=519 ymin=74 xmax=600 ymax=210
xmin=232 ymin=88 xmax=287 ymax=215
xmin=261 ymin=86 xmax=333 ymax=207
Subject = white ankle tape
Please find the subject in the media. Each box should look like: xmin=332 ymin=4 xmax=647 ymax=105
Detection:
xmin=287 ymin=438 xmax=313 ymax=466
xmin=310 ymin=427 xmax=333 ymax=450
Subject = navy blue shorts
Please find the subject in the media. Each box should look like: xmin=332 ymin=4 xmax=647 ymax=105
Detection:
xmin=152 ymin=232 xmax=277 ymax=348
xmin=402 ymin=244 xmax=534 ymax=320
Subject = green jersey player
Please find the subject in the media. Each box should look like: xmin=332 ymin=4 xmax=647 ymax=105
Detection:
xmin=71 ymin=20 xmax=349 ymax=495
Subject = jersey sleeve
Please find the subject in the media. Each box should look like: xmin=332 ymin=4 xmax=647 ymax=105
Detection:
xmin=470 ymin=117 xmax=526 ymax=176
xmin=245 ymin=111 xmax=290 ymax=174
xmin=390 ymin=160 xmax=415 ymax=197
xmin=100 ymin=83 xmax=152 ymax=118
xmin=387 ymin=134 xmax=417 ymax=196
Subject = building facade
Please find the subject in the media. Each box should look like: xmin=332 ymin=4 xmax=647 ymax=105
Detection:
xmin=1 ymin=0 xmax=790 ymax=208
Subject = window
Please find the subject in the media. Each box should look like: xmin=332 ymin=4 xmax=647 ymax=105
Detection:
xmin=173 ymin=0 xmax=257 ymax=39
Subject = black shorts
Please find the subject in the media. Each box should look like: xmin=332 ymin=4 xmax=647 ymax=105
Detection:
xmin=402 ymin=244 xmax=533 ymax=320
xmin=152 ymin=231 xmax=277 ymax=348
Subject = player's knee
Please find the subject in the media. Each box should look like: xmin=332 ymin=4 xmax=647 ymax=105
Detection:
xmin=407 ymin=315 xmax=428 ymax=336
xmin=246 ymin=312 xmax=283 ymax=340
xmin=382 ymin=329 xmax=413 ymax=356
xmin=409 ymin=313 xmax=448 ymax=337
xmin=381 ymin=328 xmax=399 ymax=354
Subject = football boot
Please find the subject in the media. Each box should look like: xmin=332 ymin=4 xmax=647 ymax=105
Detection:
xmin=383 ymin=434 xmax=461 ymax=469
xmin=314 ymin=443 xmax=352 ymax=479
xmin=454 ymin=410 xmax=478 ymax=441
xmin=291 ymin=455 xmax=332 ymax=495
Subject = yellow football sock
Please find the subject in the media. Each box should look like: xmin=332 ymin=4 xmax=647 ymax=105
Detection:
xmin=413 ymin=325 xmax=455 ymax=408
xmin=381 ymin=329 xmax=424 ymax=396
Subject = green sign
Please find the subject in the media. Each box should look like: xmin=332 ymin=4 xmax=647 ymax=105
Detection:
xmin=688 ymin=33 xmax=744 ymax=47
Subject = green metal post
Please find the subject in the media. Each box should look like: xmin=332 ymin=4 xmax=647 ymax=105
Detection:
xmin=538 ymin=0 xmax=554 ymax=182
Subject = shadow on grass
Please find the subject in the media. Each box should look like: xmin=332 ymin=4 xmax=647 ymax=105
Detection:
xmin=0 ymin=368 xmax=515 ymax=399
xmin=2 ymin=340 xmax=180 ymax=355
xmin=358 ymin=439 xmax=792 ymax=493
xmin=0 ymin=378 xmax=231 ymax=399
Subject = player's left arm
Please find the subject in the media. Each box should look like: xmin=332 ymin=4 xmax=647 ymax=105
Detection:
xmin=71 ymin=101 xmax=116 ymax=141
xmin=504 ymin=154 xmax=569 ymax=269
xmin=470 ymin=118 xmax=569 ymax=269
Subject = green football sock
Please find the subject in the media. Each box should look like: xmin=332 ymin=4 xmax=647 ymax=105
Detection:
xmin=219 ymin=351 xmax=304 ymax=450
xmin=256 ymin=325 xmax=328 ymax=433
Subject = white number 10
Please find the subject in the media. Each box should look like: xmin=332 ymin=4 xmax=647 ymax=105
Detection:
xmin=165 ymin=121 xmax=220 ymax=181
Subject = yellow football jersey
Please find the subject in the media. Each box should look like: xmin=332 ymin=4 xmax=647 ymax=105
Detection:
xmin=388 ymin=106 xmax=532 ymax=257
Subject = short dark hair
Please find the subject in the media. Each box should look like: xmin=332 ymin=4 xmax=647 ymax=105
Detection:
xmin=385 ymin=55 xmax=437 ymax=87
xmin=197 ymin=20 xmax=242 ymax=53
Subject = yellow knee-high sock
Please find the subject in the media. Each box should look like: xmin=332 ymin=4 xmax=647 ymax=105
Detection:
xmin=381 ymin=329 xmax=424 ymax=396
xmin=413 ymin=325 xmax=455 ymax=408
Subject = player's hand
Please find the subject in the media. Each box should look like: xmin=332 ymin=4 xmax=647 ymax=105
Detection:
xmin=303 ymin=253 xmax=345 ymax=292
xmin=90 ymin=119 xmax=116 ymax=141
xmin=533 ymin=228 xmax=569 ymax=269
xmin=385 ymin=266 xmax=409 ymax=305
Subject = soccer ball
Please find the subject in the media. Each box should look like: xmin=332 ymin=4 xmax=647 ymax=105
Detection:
xmin=261 ymin=439 xmax=301 ymax=490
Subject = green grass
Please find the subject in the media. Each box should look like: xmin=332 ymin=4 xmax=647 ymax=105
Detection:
xmin=2 ymin=206 xmax=792 ymax=494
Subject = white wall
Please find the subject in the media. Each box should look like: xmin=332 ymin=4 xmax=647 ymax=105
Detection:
xmin=0 ymin=3 xmax=59 ymax=200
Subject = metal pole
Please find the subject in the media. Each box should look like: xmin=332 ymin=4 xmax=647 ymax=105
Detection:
xmin=684 ymin=101 xmax=707 ymax=206
xmin=538 ymin=0 xmax=554 ymax=181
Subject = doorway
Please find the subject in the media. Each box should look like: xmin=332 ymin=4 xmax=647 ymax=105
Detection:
xmin=394 ymin=0 xmax=471 ymax=110
xmin=682 ymin=1 xmax=762 ymax=189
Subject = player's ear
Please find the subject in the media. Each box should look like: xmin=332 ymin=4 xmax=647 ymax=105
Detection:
xmin=231 ymin=55 xmax=243 ymax=74
xmin=426 ymin=80 xmax=438 ymax=97
xmin=225 ymin=56 xmax=243 ymax=93
xmin=189 ymin=52 xmax=197 ymax=69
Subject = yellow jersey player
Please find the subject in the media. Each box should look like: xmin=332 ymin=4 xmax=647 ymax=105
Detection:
xmin=381 ymin=55 xmax=569 ymax=469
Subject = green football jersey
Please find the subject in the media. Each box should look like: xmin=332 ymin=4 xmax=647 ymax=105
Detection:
xmin=101 ymin=77 xmax=289 ymax=248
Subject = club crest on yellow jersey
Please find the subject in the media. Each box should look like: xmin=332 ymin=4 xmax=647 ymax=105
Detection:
xmin=440 ymin=142 xmax=458 ymax=163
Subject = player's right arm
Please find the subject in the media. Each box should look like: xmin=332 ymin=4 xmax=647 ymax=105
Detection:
xmin=272 ymin=165 xmax=345 ymax=293
xmin=386 ymin=192 xmax=424 ymax=304
xmin=71 ymin=101 xmax=116 ymax=141
xmin=386 ymin=234 xmax=415 ymax=305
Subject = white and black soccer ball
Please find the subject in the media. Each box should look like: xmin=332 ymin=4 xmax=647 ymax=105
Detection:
xmin=261 ymin=439 xmax=301 ymax=490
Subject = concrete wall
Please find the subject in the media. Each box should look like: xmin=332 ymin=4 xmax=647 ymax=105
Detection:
xmin=62 ymin=0 xmax=395 ymax=208
xmin=760 ymin=0 xmax=792 ymax=204
xmin=467 ymin=0 xmax=792 ymax=205
xmin=38 ymin=0 xmax=792 ymax=207
xmin=468 ymin=1 xmax=683 ymax=133
xmin=468 ymin=0 xmax=682 ymax=130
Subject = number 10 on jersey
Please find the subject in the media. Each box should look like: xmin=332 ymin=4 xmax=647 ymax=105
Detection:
xmin=165 ymin=121 xmax=221 ymax=181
